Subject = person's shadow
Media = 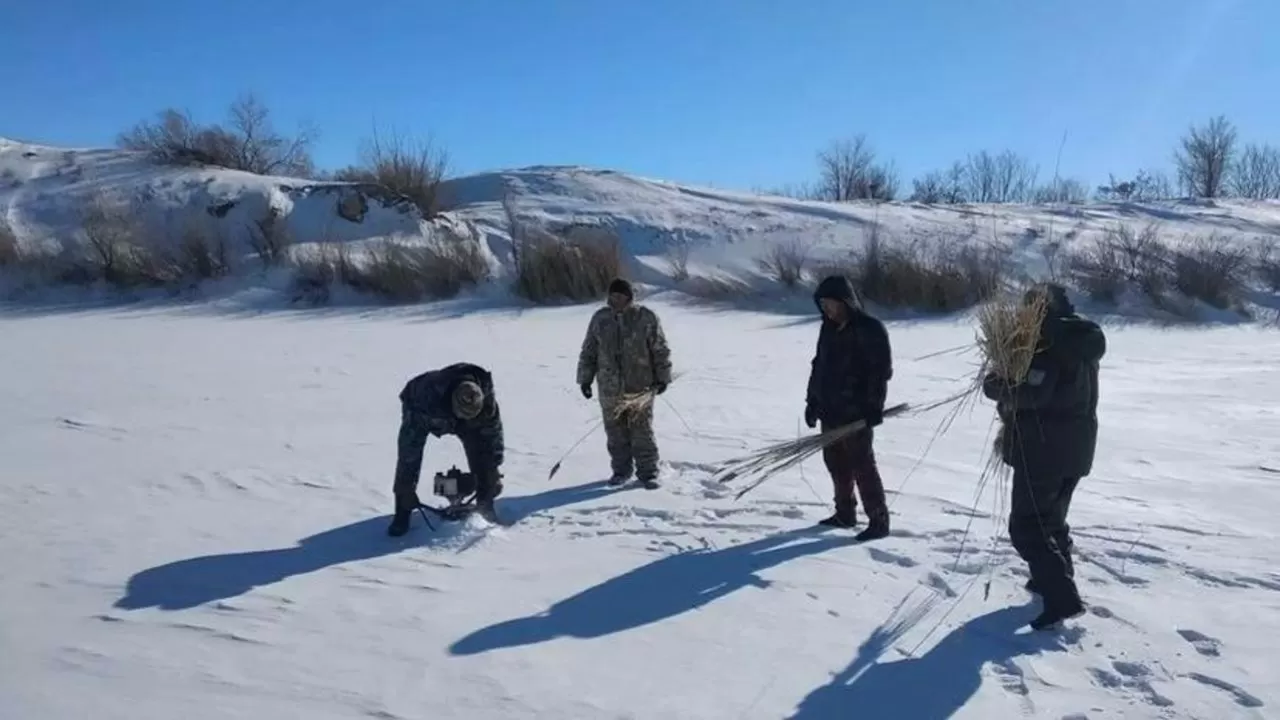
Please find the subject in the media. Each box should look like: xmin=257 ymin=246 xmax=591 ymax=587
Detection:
xmin=449 ymin=528 xmax=857 ymax=656
xmin=114 ymin=479 xmax=618 ymax=611
xmin=786 ymin=603 xmax=1068 ymax=719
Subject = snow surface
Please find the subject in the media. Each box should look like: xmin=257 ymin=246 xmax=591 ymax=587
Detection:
xmin=3 ymin=296 xmax=1279 ymax=719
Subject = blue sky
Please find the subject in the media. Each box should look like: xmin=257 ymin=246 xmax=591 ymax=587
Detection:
xmin=2 ymin=0 xmax=1275 ymax=192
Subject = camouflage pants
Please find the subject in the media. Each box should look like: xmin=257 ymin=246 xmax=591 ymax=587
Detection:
xmin=601 ymin=398 xmax=659 ymax=481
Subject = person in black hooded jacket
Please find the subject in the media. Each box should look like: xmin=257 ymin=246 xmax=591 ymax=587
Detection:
xmin=805 ymin=275 xmax=894 ymax=540
xmin=983 ymin=282 xmax=1106 ymax=630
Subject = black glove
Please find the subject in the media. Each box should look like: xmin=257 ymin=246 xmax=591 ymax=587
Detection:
xmin=652 ymin=382 xmax=667 ymax=395
xmin=864 ymin=407 xmax=884 ymax=428
xmin=804 ymin=403 xmax=817 ymax=429
xmin=580 ymin=383 xmax=593 ymax=399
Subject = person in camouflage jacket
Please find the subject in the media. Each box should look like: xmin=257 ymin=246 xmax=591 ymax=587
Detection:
xmin=983 ymin=282 xmax=1106 ymax=631
xmin=576 ymin=278 xmax=673 ymax=489
xmin=388 ymin=362 xmax=505 ymax=536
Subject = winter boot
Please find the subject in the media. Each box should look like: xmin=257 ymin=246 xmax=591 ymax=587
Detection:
xmin=637 ymin=475 xmax=660 ymax=490
xmin=855 ymin=508 xmax=890 ymax=542
xmin=819 ymin=501 xmax=857 ymax=528
xmin=387 ymin=493 xmax=419 ymax=537
xmin=1030 ymin=595 xmax=1086 ymax=631
xmin=607 ymin=473 xmax=631 ymax=488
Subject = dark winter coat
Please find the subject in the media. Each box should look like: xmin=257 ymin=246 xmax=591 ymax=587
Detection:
xmin=982 ymin=289 xmax=1106 ymax=479
xmin=576 ymin=303 xmax=673 ymax=400
xmin=399 ymin=362 xmax=505 ymax=473
xmin=806 ymin=275 xmax=894 ymax=427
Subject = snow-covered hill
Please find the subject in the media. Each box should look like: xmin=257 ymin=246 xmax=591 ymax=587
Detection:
xmin=3 ymin=136 xmax=1279 ymax=320
xmin=3 ymin=297 xmax=1277 ymax=719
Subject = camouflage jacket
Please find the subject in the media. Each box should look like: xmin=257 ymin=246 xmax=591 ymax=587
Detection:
xmin=399 ymin=362 xmax=504 ymax=471
xmin=576 ymin=304 xmax=673 ymax=399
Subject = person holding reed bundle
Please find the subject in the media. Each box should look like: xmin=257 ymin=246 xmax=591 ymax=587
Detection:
xmin=982 ymin=282 xmax=1106 ymax=631
xmin=804 ymin=274 xmax=893 ymax=541
xmin=576 ymin=277 xmax=674 ymax=489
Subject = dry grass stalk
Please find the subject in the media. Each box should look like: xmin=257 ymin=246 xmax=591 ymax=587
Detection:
xmin=711 ymin=402 xmax=910 ymax=499
xmin=975 ymin=290 xmax=1048 ymax=383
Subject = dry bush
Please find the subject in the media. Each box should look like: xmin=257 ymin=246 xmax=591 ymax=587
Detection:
xmin=290 ymin=243 xmax=359 ymax=304
xmin=503 ymin=193 xmax=621 ymax=303
xmin=756 ymin=240 xmax=808 ymax=288
xmin=1256 ymin=238 xmax=1280 ymax=292
xmin=1230 ymin=144 xmax=1280 ymax=200
xmin=1170 ymin=234 xmax=1250 ymax=309
xmin=333 ymin=127 xmax=449 ymax=217
xmin=246 ymin=206 xmax=292 ymax=267
xmin=512 ymin=232 xmax=621 ymax=303
xmin=828 ymin=229 xmax=1006 ymax=312
xmin=0 ymin=215 xmax=18 ymax=267
xmin=665 ymin=239 xmax=690 ymax=281
xmin=358 ymin=238 xmax=489 ymax=302
xmin=117 ymin=93 xmax=316 ymax=177
xmin=1065 ymin=222 xmax=1168 ymax=303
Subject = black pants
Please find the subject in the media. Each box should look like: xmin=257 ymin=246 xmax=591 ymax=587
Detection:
xmin=392 ymin=407 xmax=500 ymax=503
xmin=1008 ymin=471 xmax=1081 ymax=607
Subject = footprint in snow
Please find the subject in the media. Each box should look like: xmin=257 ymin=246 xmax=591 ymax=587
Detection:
xmin=1176 ymin=628 xmax=1222 ymax=657
xmin=1183 ymin=672 xmax=1264 ymax=708
xmin=866 ymin=547 xmax=919 ymax=568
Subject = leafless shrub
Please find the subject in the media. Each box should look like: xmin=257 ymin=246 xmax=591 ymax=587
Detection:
xmin=1065 ymin=222 xmax=1168 ymax=302
xmin=117 ymin=93 xmax=316 ymax=177
xmin=512 ymin=225 xmax=621 ymax=304
xmin=963 ymin=150 xmax=1039 ymax=203
xmin=909 ymin=163 xmax=968 ymax=204
xmin=822 ymin=228 xmax=1006 ymax=312
xmin=0 ymin=215 xmax=18 ymax=266
xmin=666 ymin=238 xmax=690 ymax=281
xmin=815 ymin=136 xmax=899 ymax=201
xmin=1255 ymin=238 xmax=1280 ymax=292
xmin=1033 ymin=177 xmax=1089 ymax=204
xmin=1171 ymin=234 xmax=1251 ymax=309
xmin=289 ymin=233 xmax=489 ymax=305
xmin=1095 ymin=170 xmax=1174 ymax=202
xmin=333 ymin=127 xmax=450 ymax=217
xmin=756 ymin=240 xmax=808 ymax=288
xmin=1175 ymin=115 xmax=1236 ymax=199
xmin=1229 ymin=143 xmax=1280 ymax=200
xmin=246 ymin=206 xmax=292 ymax=268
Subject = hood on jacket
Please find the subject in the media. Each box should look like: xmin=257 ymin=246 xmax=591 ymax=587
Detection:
xmin=1024 ymin=282 xmax=1074 ymax=317
xmin=813 ymin=274 xmax=864 ymax=315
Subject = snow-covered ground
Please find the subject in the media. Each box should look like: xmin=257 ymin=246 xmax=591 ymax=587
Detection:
xmin=3 ymin=297 xmax=1277 ymax=719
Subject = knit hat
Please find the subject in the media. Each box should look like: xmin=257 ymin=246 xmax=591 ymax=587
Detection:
xmin=607 ymin=277 xmax=633 ymax=300
xmin=451 ymin=380 xmax=485 ymax=420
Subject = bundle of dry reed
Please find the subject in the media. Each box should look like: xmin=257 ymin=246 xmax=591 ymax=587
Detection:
xmin=975 ymin=288 xmax=1049 ymax=384
xmin=712 ymin=402 xmax=910 ymax=500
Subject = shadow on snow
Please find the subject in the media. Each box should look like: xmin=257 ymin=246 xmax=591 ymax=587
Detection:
xmin=449 ymin=529 xmax=857 ymax=656
xmin=113 ymin=480 xmax=617 ymax=611
xmin=786 ymin=603 xmax=1070 ymax=720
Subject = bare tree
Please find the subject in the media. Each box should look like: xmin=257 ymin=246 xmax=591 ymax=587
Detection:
xmin=1229 ymin=143 xmax=1280 ymax=200
xmin=117 ymin=92 xmax=317 ymax=177
xmin=1174 ymin=115 xmax=1236 ymax=198
xmin=815 ymin=136 xmax=898 ymax=201
xmin=964 ymin=150 xmax=1038 ymax=203
xmin=1034 ymin=177 xmax=1088 ymax=204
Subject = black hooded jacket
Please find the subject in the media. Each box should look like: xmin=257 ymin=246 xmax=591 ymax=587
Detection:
xmin=806 ymin=276 xmax=893 ymax=427
xmin=982 ymin=285 xmax=1106 ymax=478
xmin=399 ymin=362 xmax=505 ymax=471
